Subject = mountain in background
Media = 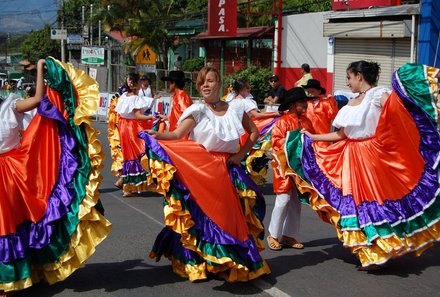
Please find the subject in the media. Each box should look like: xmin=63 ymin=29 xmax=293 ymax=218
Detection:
xmin=0 ymin=0 xmax=58 ymax=33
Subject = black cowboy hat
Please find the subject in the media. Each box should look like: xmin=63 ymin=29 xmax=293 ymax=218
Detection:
xmin=278 ymin=87 xmax=318 ymax=111
xmin=161 ymin=70 xmax=191 ymax=83
xmin=301 ymin=79 xmax=326 ymax=95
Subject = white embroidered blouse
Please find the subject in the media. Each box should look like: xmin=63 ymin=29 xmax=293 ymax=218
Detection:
xmin=332 ymin=86 xmax=390 ymax=139
xmin=178 ymin=99 xmax=246 ymax=153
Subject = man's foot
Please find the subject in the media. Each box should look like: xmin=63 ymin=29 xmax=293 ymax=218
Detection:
xmin=280 ymin=235 xmax=304 ymax=249
xmin=267 ymin=235 xmax=283 ymax=251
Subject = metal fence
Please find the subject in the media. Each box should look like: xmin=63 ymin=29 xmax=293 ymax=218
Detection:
xmin=72 ymin=62 xmax=200 ymax=98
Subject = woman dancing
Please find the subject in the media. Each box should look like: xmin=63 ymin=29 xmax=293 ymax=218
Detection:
xmin=139 ymin=66 xmax=271 ymax=282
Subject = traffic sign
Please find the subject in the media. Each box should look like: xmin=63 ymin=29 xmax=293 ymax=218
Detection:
xmin=51 ymin=29 xmax=67 ymax=40
xmin=135 ymin=44 xmax=157 ymax=65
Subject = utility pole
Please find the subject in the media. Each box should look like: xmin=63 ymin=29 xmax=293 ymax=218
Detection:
xmin=4 ymin=33 xmax=9 ymax=68
xmin=90 ymin=4 xmax=93 ymax=46
xmin=61 ymin=0 xmax=65 ymax=62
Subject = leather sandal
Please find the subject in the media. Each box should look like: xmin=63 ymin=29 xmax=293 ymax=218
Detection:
xmin=267 ymin=235 xmax=283 ymax=251
xmin=114 ymin=178 xmax=123 ymax=189
xmin=122 ymin=191 xmax=137 ymax=198
xmin=280 ymin=235 xmax=304 ymax=249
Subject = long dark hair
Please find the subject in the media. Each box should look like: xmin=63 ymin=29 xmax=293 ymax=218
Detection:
xmin=347 ymin=60 xmax=381 ymax=86
xmin=231 ymin=78 xmax=249 ymax=94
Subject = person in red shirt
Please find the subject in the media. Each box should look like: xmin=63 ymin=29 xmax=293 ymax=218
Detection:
xmin=160 ymin=71 xmax=193 ymax=133
xmin=267 ymin=87 xmax=316 ymax=251
xmin=302 ymin=79 xmax=338 ymax=143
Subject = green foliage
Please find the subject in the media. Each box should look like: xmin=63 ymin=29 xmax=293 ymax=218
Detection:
xmin=98 ymin=0 xmax=186 ymax=68
xmin=185 ymin=0 xmax=208 ymax=13
xmin=182 ymin=57 xmax=205 ymax=72
xmin=224 ymin=66 xmax=273 ymax=105
xmin=236 ymin=0 xmax=331 ymax=27
xmin=21 ymin=25 xmax=60 ymax=64
xmin=283 ymin=0 xmax=332 ymax=13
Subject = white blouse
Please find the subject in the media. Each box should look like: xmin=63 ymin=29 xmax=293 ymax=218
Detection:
xmin=139 ymin=87 xmax=153 ymax=98
xmin=242 ymin=98 xmax=258 ymax=115
xmin=332 ymin=86 xmax=390 ymax=139
xmin=0 ymin=94 xmax=26 ymax=154
xmin=178 ymin=99 xmax=246 ymax=153
xmin=115 ymin=92 xmax=154 ymax=119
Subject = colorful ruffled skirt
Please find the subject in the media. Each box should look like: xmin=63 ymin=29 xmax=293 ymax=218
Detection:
xmin=138 ymin=132 xmax=271 ymax=282
xmin=118 ymin=117 xmax=156 ymax=193
xmin=107 ymin=94 xmax=123 ymax=177
xmin=282 ymin=64 xmax=440 ymax=268
xmin=242 ymin=116 xmax=279 ymax=186
xmin=0 ymin=57 xmax=112 ymax=292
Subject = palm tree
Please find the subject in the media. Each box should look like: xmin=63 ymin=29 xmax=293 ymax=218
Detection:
xmin=98 ymin=0 xmax=188 ymax=69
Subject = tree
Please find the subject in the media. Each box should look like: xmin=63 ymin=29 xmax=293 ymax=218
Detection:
xmin=62 ymin=0 xmax=101 ymax=34
xmin=98 ymin=0 xmax=190 ymax=68
xmin=21 ymin=25 xmax=60 ymax=64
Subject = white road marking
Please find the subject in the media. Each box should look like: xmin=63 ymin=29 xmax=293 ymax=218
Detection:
xmin=251 ymin=279 xmax=292 ymax=297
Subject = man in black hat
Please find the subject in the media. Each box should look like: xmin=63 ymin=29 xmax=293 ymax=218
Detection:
xmin=302 ymin=79 xmax=338 ymax=138
xmin=264 ymin=75 xmax=286 ymax=106
xmin=160 ymin=70 xmax=193 ymax=133
xmin=267 ymin=87 xmax=316 ymax=251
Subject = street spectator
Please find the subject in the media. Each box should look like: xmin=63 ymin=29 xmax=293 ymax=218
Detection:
xmin=264 ymin=74 xmax=286 ymax=106
xmin=295 ymin=63 xmax=313 ymax=87
xmin=173 ymin=56 xmax=183 ymax=71
xmin=139 ymin=75 xmax=159 ymax=99
xmin=17 ymin=77 xmax=24 ymax=89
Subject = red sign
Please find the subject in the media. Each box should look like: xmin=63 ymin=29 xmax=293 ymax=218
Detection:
xmin=332 ymin=0 xmax=400 ymax=11
xmin=208 ymin=0 xmax=237 ymax=36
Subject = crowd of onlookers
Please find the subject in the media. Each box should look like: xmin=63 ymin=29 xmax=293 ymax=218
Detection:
xmin=0 ymin=77 xmax=35 ymax=93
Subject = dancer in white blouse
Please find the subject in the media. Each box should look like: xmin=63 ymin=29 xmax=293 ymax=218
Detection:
xmin=142 ymin=66 xmax=271 ymax=282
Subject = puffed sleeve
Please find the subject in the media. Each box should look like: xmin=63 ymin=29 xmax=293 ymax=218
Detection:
xmin=228 ymin=99 xmax=246 ymax=121
xmin=178 ymin=103 xmax=204 ymax=124
xmin=371 ymin=87 xmax=391 ymax=107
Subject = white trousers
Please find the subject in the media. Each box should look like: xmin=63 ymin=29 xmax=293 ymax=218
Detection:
xmin=268 ymin=188 xmax=302 ymax=240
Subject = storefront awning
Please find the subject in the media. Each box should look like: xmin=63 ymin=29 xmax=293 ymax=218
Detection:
xmin=192 ymin=26 xmax=274 ymax=40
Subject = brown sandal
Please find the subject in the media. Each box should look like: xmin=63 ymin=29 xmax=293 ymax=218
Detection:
xmin=114 ymin=178 xmax=123 ymax=189
xmin=280 ymin=236 xmax=304 ymax=249
xmin=122 ymin=191 xmax=137 ymax=198
xmin=267 ymin=235 xmax=283 ymax=251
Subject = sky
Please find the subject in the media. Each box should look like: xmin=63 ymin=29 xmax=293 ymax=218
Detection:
xmin=0 ymin=0 xmax=58 ymax=33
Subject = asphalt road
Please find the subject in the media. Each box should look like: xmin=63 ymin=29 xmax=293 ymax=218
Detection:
xmin=15 ymin=121 xmax=440 ymax=297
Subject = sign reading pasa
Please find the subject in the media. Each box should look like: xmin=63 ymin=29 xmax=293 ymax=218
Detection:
xmin=208 ymin=0 xmax=237 ymax=36
xmin=81 ymin=47 xmax=105 ymax=65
